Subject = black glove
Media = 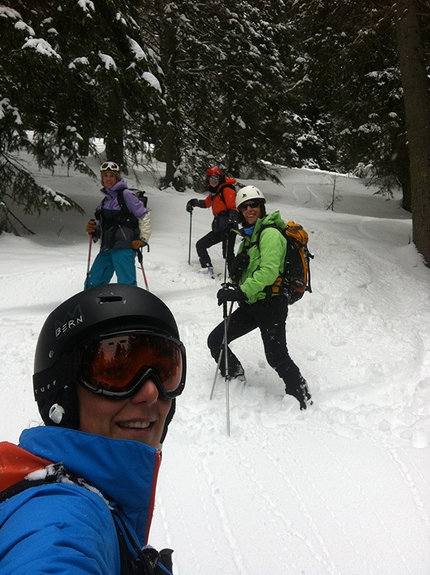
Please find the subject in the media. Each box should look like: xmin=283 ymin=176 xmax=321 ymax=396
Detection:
xmin=186 ymin=199 xmax=198 ymax=213
xmin=223 ymin=220 xmax=238 ymax=236
xmin=224 ymin=210 xmax=238 ymax=234
xmin=217 ymin=285 xmax=246 ymax=306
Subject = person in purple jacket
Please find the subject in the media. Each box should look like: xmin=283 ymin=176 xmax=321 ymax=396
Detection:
xmin=85 ymin=161 xmax=151 ymax=288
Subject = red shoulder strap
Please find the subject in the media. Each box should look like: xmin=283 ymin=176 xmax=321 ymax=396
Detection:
xmin=0 ymin=442 xmax=52 ymax=491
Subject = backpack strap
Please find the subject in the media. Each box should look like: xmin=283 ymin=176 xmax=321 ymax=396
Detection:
xmin=117 ymin=189 xmax=126 ymax=213
xmin=117 ymin=189 xmax=139 ymax=226
xmin=253 ymin=223 xmax=288 ymax=300
xmin=95 ymin=190 xmax=138 ymax=231
xmin=0 ymin=464 xmax=65 ymax=504
xmin=218 ymin=182 xmax=236 ymax=210
xmin=0 ymin=442 xmax=52 ymax=492
xmin=111 ymin=509 xmax=173 ymax=575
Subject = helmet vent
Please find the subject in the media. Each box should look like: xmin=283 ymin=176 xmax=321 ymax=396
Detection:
xmin=98 ymin=295 xmax=124 ymax=304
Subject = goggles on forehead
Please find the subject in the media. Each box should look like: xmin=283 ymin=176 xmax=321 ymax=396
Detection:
xmin=208 ymin=176 xmax=220 ymax=181
xmin=100 ymin=161 xmax=120 ymax=172
xmin=77 ymin=331 xmax=186 ymax=400
xmin=238 ymin=200 xmax=262 ymax=212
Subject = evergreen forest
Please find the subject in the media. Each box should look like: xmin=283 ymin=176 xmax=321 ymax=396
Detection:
xmin=1 ymin=0 xmax=429 ymax=264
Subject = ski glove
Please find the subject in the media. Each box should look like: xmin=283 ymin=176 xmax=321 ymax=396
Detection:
xmin=217 ymin=285 xmax=246 ymax=306
xmin=86 ymin=220 xmax=97 ymax=235
xmin=186 ymin=199 xmax=198 ymax=213
xmin=132 ymin=239 xmax=146 ymax=250
xmin=223 ymin=210 xmax=238 ymax=235
xmin=223 ymin=220 xmax=238 ymax=236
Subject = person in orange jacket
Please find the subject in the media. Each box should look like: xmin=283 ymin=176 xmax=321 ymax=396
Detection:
xmin=186 ymin=166 xmax=238 ymax=278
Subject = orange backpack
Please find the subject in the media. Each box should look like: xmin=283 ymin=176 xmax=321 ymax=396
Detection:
xmin=259 ymin=221 xmax=314 ymax=304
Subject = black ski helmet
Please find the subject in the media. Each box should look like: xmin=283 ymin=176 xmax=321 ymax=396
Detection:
xmin=33 ymin=284 xmax=186 ymax=440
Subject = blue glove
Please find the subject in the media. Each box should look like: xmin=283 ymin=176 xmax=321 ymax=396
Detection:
xmin=217 ymin=286 xmax=246 ymax=306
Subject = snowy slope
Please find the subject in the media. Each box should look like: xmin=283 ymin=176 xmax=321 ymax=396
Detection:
xmin=1 ymin=159 xmax=429 ymax=574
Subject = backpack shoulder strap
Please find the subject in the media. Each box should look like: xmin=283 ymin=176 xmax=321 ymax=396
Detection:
xmin=117 ymin=189 xmax=140 ymax=226
xmin=117 ymin=189 xmax=128 ymax=214
xmin=218 ymin=182 xmax=236 ymax=208
xmin=252 ymin=223 xmax=288 ymax=300
xmin=0 ymin=458 xmax=71 ymax=505
xmin=0 ymin=442 xmax=52 ymax=493
xmin=111 ymin=509 xmax=173 ymax=575
xmin=255 ymin=223 xmax=286 ymax=249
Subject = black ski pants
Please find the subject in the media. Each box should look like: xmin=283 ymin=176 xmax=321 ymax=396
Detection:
xmin=207 ymin=296 xmax=303 ymax=388
xmin=196 ymin=230 xmax=236 ymax=272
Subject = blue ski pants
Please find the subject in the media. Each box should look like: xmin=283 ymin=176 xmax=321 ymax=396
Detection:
xmin=85 ymin=249 xmax=137 ymax=289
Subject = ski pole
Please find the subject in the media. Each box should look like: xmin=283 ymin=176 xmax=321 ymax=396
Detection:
xmin=137 ymin=247 xmax=149 ymax=290
xmin=84 ymin=231 xmax=93 ymax=290
xmin=210 ymin=301 xmax=234 ymax=400
xmin=210 ymin=243 xmax=231 ymax=402
xmin=188 ymin=209 xmax=193 ymax=265
xmin=223 ymin=300 xmax=231 ymax=437
xmin=221 ymin=234 xmax=231 ymax=434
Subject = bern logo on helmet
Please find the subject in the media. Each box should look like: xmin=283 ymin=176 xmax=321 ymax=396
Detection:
xmin=55 ymin=305 xmax=84 ymax=338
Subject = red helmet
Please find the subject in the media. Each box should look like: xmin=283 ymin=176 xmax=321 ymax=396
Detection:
xmin=207 ymin=166 xmax=223 ymax=178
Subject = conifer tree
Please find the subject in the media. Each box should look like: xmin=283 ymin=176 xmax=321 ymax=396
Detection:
xmin=0 ymin=0 xmax=163 ymax=232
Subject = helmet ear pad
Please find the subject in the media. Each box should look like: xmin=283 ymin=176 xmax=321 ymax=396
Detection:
xmin=38 ymin=383 xmax=80 ymax=429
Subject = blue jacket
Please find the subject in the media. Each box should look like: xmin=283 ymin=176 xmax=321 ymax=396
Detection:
xmin=0 ymin=426 xmax=161 ymax=575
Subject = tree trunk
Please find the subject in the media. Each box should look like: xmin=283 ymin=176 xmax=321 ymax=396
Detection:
xmin=395 ymin=0 xmax=430 ymax=266
xmin=158 ymin=6 xmax=183 ymax=190
xmin=105 ymin=89 xmax=124 ymax=168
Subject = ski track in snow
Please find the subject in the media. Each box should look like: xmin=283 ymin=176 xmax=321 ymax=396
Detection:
xmin=1 ymin=162 xmax=430 ymax=574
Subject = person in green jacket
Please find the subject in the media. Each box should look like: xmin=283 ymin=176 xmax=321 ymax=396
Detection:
xmin=207 ymin=185 xmax=312 ymax=409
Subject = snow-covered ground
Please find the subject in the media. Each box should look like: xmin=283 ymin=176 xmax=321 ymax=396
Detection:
xmin=1 ymin=157 xmax=429 ymax=574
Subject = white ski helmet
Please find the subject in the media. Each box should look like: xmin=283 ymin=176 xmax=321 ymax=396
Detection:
xmin=236 ymin=185 xmax=266 ymax=209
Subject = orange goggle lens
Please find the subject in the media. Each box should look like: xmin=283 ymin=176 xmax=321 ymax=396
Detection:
xmin=79 ymin=332 xmax=185 ymax=400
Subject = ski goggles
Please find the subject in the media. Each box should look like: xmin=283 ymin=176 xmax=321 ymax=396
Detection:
xmin=208 ymin=176 xmax=220 ymax=181
xmin=238 ymin=200 xmax=262 ymax=212
xmin=77 ymin=331 xmax=186 ymax=400
xmin=100 ymin=161 xmax=120 ymax=172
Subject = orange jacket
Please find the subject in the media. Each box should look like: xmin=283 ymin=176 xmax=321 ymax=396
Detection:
xmin=204 ymin=180 xmax=237 ymax=216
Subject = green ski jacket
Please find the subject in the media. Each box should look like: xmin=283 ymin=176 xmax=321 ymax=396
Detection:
xmin=236 ymin=211 xmax=287 ymax=304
